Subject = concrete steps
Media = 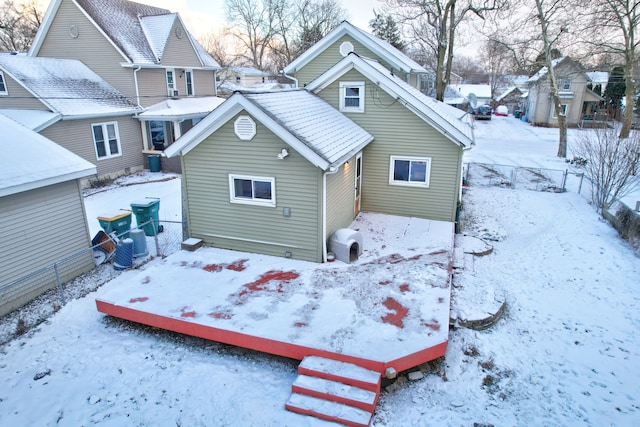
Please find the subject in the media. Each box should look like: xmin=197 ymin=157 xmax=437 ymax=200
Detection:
xmin=286 ymin=356 xmax=381 ymax=427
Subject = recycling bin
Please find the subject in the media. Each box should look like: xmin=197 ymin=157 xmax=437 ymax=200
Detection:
xmin=130 ymin=198 xmax=161 ymax=236
xmin=97 ymin=211 xmax=132 ymax=239
xmin=148 ymin=154 xmax=161 ymax=172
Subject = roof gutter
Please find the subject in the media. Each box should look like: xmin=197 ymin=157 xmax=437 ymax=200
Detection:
xmin=60 ymin=110 xmax=140 ymax=121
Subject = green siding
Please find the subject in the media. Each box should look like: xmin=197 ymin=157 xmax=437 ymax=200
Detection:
xmin=326 ymin=155 xmax=357 ymax=237
xmin=294 ymin=35 xmax=409 ymax=87
xmin=317 ymin=69 xmax=462 ymax=222
xmin=183 ymin=112 xmax=324 ymax=262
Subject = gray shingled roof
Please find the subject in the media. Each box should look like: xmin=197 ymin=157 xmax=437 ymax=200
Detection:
xmin=243 ymin=91 xmax=373 ymax=165
xmin=0 ymin=55 xmax=140 ymax=117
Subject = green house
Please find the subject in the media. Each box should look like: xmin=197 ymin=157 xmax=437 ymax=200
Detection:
xmin=165 ymin=90 xmax=373 ymax=262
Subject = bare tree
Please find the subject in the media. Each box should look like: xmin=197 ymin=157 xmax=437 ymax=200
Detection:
xmin=481 ymin=39 xmax=512 ymax=98
xmin=384 ymin=0 xmax=506 ymax=101
xmin=573 ymin=126 xmax=640 ymax=212
xmin=0 ymin=0 xmax=43 ymax=52
xmin=578 ymin=0 xmax=640 ymax=138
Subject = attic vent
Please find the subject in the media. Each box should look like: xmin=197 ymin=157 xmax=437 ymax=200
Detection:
xmin=339 ymin=41 xmax=354 ymax=57
xmin=69 ymin=25 xmax=79 ymax=38
xmin=234 ymin=116 xmax=256 ymax=140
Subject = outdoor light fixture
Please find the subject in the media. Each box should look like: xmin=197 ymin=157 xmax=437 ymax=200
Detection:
xmin=277 ymin=148 xmax=289 ymax=159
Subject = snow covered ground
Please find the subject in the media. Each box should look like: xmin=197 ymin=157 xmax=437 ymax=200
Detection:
xmin=1 ymin=115 xmax=639 ymax=426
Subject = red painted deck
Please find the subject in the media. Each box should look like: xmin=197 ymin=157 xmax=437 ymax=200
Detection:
xmin=95 ymin=214 xmax=454 ymax=375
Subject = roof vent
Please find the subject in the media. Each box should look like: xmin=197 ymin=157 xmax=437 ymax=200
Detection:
xmin=339 ymin=41 xmax=354 ymax=57
xmin=234 ymin=116 xmax=256 ymax=140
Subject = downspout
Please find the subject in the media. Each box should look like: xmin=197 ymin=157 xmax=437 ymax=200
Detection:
xmin=283 ymin=70 xmax=299 ymax=88
xmin=322 ymin=165 xmax=341 ymax=262
xmin=133 ymin=65 xmax=142 ymax=108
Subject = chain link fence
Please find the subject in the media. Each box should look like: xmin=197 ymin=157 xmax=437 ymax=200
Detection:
xmin=0 ymin=219 xmax=183 ymax=340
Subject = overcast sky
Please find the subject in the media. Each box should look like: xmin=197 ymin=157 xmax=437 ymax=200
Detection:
xmin=142 ymin=0 xmax=383 ymax=38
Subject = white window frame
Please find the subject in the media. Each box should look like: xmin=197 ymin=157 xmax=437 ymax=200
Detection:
xmin=561 ymin=78 xmax=571 ymax=90
xmin=166 ymin=69 xmax=176 ymax=96
xmin=228 ymin=174 xmax=276 ymax=207
xmin=92 ymin=121 xmax=122 ymax=160
xmin=185 ymin=70 xmax=194 ymax=96
xmin=552 ymin=103 xmax=568 ymax=118
xmin=339 ymin=81 xmax=365 ymax=113
xmin=389 ymin=156 xmax=431 ymax=188
xmin=0 ymin=71 xmax=7 ymax=95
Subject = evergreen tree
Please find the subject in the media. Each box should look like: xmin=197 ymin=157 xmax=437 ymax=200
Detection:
xmin=369 ymin=11 xmax=404 ymax=50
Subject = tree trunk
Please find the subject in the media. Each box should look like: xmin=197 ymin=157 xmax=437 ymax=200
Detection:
xmin=619 ymin=59 xmax=635 ymax=138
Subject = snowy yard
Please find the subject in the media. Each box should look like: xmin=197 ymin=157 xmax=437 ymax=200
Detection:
xmin=0 ymin=116 xmax=639 ymax=426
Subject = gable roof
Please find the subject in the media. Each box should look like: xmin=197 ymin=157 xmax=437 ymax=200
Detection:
xmin=306 ymin=53 xmax=473 ymax=148
xmin=496 ymin=86 xmax=525 ymax=102
xmin=0 ymin=115 xmax=96 ymax=197
xmin=0 ymin=55 xmax=140 ymax=118
xmin=528 ymin=57 xmax=587 ymax=83
xmin=283 ymin=21 xmax=427 ymax=76
xmin=165 ymin=90 xmax=374 ymax=170
xmin=30 ymin=0 xmax=220 ymax=69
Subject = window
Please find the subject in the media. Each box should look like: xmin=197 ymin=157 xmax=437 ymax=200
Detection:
xmin=185 ymin=70 xmax=194 ymax=96
xmin=166 ymin=69 xmax=175 ymax=96
xmin=339 ymin=82 xmax=365 ymax=113
xmin=92 ymin=122 xmax=121 ymax=159
xmin=389 ymin=156 xmax=431 ymax=187
xmin=561 ymin=78 xmax=571 ymax=90
xmin=236 ymin=76 xmax=241 ymax=84
xmin=552 ymin=104 xmax=568 ymax=118
xmin=229 ymin=175 xmax=275 ymax=207
xmin=0 ymin=71 xmax=7 ymax=95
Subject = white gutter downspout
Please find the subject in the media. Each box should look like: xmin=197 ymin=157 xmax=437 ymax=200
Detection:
xmin=133 ymin=65 xmax=142 ymax=107
xmin=283 ymin=71 xmax=299 ymax=88
xmin=322 ymin=165 xmax=341 ymax=262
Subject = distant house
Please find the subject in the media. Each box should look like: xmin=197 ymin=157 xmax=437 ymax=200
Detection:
xmin=283 ymin=21 xmax=428 ymax=90
xmin=29 ymin=0 xmax=222 ymax=172
xmin=496 ymin=86 xmax=526 ymax=114
xmin=455 ymin=84 xmax=493 ymax=106
xmin=0 ymin=115 xmax=96 ymax=316
xmin=0 ymin=55 xmax=141 ymax=184
xmin=165 ymin=91 xmax=373 ymax=262
xmin=220 ymin=67 xmax=271 ymax=87
xmin=526 ymin=57 xmax=603 ymax=127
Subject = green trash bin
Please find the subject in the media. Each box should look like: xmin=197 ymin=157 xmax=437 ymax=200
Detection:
xmin=97 ymin=211 xmax=132 ymax=239
xmin=130 ymin=198 xmax=161 ymax=236
xmin=148 ymin=154 xmax=161 ymax=172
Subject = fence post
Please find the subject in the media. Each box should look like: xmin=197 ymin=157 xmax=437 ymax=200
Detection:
xmin=511 ymin=168 xmax=517 ymax=189
xmin=153 ymin=220 xmax=161 ymax=257
xmin=577 ymin=173 xmax=584 ymax=194
xmin=562 ymin=169 xmax=568 ymax=190
xmin=53 ymin=263 xmax=66 ymax=305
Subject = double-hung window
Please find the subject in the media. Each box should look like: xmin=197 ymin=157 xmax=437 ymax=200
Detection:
xmin=339 ymin=82 xmax=365 ymax=113
xmin=229 ymin=174 xmax=276 ymax=207
xmin=389 ymin=156 xmax=431 ymax=187
xmin=92 ymin=122 xmax=122 ymax=159
xmin=561 ymin=78 xmax=571 ymax=90
xmin=166 ymin=69 xmax=175 ymax=96
xmin=552 ymin=104 xmax=568 ymax=118
xmin=0 ymin=71 xmax=7 ymax=95
xmin=185 ymin=70 xmax=194 ymax=96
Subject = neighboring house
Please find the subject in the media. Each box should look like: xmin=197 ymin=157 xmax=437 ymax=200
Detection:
xmin=219 ymin=66 xmax=271 ymax=87
xmin=0 ymin=115 xmax=96 ymax=316
xmin=0 ymin=54 xmax=142 ymax=183
xmin=455 ymin=84 xmax=493 ymax=106
xmin=306 ymin=53 xmax=472 ymax=224
xmin=29 ymin=0 xmax=222 ymax=170
xmin=283 ymin=21 xmax=428 ymax=90
xmin=496 ymin=86 xmax=526 ymax=114
xmin=526 ymin=57 xmax=603 ymax=127
xmin=165 ymin=90 xmax=374 ymax=263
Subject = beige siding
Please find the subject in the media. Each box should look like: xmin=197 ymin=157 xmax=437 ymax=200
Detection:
xmin=294 ymin=35 xmax=409 ymax=87
xmin=183 ymin=113 xmax=323 ymax=262
xmin=138 ymin=68 xmax=169 ymax=107
xmin=0 ymin=180 xmax=94 ymax=315
xmin=161 ymin=21 xmax=203 ymax=67
xmin=318 ymin=69 xmax=463 ymax=222
xmin=192 ymin=69 xmax=216 ymax=97
xmin=37 ymin=0 xmax=136 ymax=100
xmin=325 ymin=156 xmax=357 ymax=238
xmin=0 ymin=73 xmax=49 ymax=109
xmin=40 ymin=116 xmax=143 ymax=179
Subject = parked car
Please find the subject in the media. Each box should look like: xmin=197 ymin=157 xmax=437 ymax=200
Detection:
xmin=495 ymin=105 xmax=509 ymax=116
xmin=475 ymin=105 xmax=492 ymax=120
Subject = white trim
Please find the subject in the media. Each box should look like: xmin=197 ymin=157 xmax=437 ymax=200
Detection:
xmin=0 ymin=71 xmax=7 ymax=95
xmin=185 ymin=69 xmax=194 ymax=96
xmin=552 ymin=103 xmax=568 ymax=118
xmin=228 ymin=174 xmax=276 ymax=207
xmin=92 ymin=121 xmax=122 ymax=160
xmin=339 ymin=81 xmax=365 ymax=113
xmin=389 ymin=155 xmax=431 ymax=188
xmin=166 ymin=69 xmax=176 ymax=96
xmin=234 ymin=115 xmax=256 ymax=140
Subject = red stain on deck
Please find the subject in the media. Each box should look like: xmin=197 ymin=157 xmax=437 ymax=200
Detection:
xmin=379 ymin=280 xmax=391 ymax=286
xmin=141 ymin=276 xmax=151 ymax=284
xmin=399 ymin=284 xmax=410 ymax=293
xmin=180 ymin=307 xmax=197 ymax=318
xmin=203 ymin=259 xmax=250 ymax=273
xmin=231 ymin=270 xmax=300 ymax=305
xmin=422 ymin=319 xmax=441 ymax=331
xmin=294 ymin=322 xmax=308 ymax=328
xmin=209 ymin=311 xmax=233 ymax=319
xmin=129 ymin=297 xmax=148 ymax=303
xmin=381 ymin=297 xmax=409 ymax=328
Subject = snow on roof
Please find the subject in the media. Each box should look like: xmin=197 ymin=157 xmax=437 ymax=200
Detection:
xmin=495 ymin=86 xmax=523 ymax=102
xmin=306 ymin=54 xmax=473 ymax=148
xmin=230 ymin=67 xmax=271 ymax=76
xmin=586 ymin=71 xmax=609 ymax=84
xmin=136 ymin=96 xmax=226 ymax=121
xmin=139 ymin=14 xmax=177 ymax=62
xmin=165 ymin=90 xmax=374 ymax=170
xmin=0 ymin=55 xmax=140 ymax=117
xmin=528 ymin=57 xmax=569 ymax=82
xmin=283 ymin=21 xmax=427 ymax=76
xmin=0 ymin=109 xmax=61 ymax=131
xmin=455 ymin=84 xmax=492 ymax=99
xmin=0 ymin=115 xmax=96 ymax=197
